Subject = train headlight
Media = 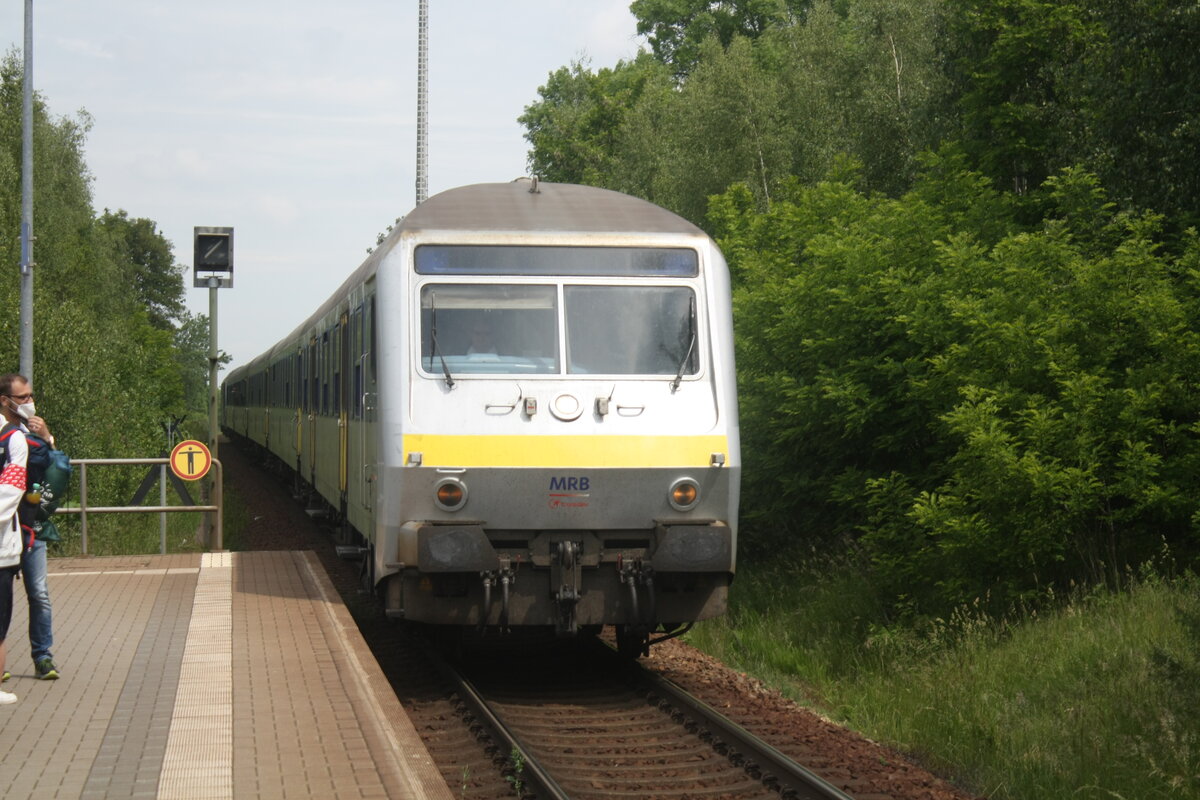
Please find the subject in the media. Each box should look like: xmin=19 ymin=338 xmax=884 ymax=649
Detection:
xmin=668 ymin=478 xmax=700 ymax=511
xmin=434 ymin=478 xmax=468 ymax=512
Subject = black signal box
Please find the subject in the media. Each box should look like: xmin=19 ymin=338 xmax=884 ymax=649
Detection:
xmin=194 ymin=226 xmax=234 ymax=288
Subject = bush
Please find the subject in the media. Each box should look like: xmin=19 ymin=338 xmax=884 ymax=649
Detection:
xmin=718 ymin=157 xmax=1200 ymax=615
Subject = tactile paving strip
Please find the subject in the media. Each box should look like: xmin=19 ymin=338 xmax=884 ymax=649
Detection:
xmin=158 ymin=552 xmax=233 ymax=799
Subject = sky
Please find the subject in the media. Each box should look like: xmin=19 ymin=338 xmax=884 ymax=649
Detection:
xmin=1 ymin=1 xmax=644 ymax=374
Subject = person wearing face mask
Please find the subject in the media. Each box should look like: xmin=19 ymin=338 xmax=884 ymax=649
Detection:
xmin=0 ymin=373 xmax=59 ymax=686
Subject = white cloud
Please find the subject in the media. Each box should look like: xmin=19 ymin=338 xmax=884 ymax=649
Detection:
xmin=254 ymin=195 xmax=300 ymax=225
xmin=54 ymin=37 xmax=115 ymax=60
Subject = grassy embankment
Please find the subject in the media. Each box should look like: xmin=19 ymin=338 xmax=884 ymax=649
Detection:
xmin=686 ymin=547 xmax=1200 ymax=799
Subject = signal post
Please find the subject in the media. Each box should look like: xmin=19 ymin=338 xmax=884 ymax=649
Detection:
xmin=193 ymin=227 xmax=233 ymax=546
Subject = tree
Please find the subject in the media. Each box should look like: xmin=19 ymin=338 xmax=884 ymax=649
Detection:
xmin=613 ymin=35 xmax=791 ymax=222
xmin=174 ymin=311 xmax=229 ymax=417
xmin=1063 ymin=0 xmax=1200 ymax=225
xmin=631 ymin=0 xmax=813 ymax=77
xmin=943 ymin=1 xmax=1078 ymax=195
xmin=96 ymin=210 xmax=186 ymax=329
xmin=943 ymin=0 xmax=1200 ymax=225
xmin=520 ymin=54 xmax=670 ymax=185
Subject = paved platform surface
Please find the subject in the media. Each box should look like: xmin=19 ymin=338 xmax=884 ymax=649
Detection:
xmin=0 ymin=551 xmax=455 ymax=800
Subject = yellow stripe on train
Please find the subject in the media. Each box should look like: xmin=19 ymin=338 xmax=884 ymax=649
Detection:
xmin=402 ymin=434 xmax=729 ymax=468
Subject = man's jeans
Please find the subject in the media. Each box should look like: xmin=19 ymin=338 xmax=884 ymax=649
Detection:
xmin=20 ymin=538 xmax=53 ymax=662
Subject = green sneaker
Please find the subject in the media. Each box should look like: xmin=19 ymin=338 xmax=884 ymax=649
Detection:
xmin=34 ymin=657 xmax=58 ymax=680
xmin=1 ymin=671 xmax=9 ymax=682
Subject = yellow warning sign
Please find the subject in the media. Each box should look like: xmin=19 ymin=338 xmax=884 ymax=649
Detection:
xmin=170 ymin=440 xmax=212 ymax=481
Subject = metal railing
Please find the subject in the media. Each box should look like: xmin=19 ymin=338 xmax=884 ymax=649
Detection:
xmin=54 ymin=458 xmax=223 ymax=555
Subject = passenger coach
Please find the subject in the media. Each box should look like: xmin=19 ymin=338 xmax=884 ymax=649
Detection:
xmin=223 ymin=180 xmax=740 ymax=654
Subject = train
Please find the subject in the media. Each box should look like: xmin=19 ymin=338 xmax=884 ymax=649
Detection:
xmin=221 ymin=179 xmax=740 ymax=655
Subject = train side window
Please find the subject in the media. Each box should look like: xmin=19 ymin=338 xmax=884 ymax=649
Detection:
xmin=313 ymin=341 xmax=319 ymax=413
xmin=368 ymin=295 xmax=377 ymax=387
xmin=333 ymin=322 xmax=342 ymax=416
xmin=321 ymin=330 xmax=330 ymax=415
xmin=353 ymin=305 xmax=364 ymax=418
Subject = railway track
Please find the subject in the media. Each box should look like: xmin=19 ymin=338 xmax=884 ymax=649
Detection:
xmin=427 ymin=636 xmax=855 ymax=800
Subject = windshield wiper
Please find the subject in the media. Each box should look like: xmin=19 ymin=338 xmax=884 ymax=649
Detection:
xmin=429 ymin=292 xmax=455 ymax=389
xmin=670 ymin=295 xmax=696 ymax=393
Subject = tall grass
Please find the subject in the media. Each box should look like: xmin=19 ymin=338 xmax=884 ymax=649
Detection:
xmin=688 ymin=549 xmax=1200 ymax=798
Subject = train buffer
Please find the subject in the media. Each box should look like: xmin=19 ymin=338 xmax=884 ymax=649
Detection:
xmin=0 ymin=551 xmax=455 ymax=800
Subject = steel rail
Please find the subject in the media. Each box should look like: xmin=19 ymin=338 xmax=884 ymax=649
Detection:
xmin=627 ymin=655 xmax=855 ymax=800
xmin=418 ymin=640 xmax=570 ymax=800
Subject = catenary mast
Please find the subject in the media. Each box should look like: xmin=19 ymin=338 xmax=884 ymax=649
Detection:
xmin=416 ymin=0 xmax=429 ymax=205
xmin=20 ymin=0 xmax=34 ymax=381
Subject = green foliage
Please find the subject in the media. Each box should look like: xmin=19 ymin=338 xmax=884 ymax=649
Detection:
xmin=174 ymin=311 xmax=226 ymax=418
xmin=519 ymin=53 xmax=671 ymax=185
xmin=725 ymin=160 xmax=1200 ymax=614
xmin=526 ymin=0 xmax=1200 ymax=231
xmin=0 ymin=53 xmax=210 ymax=513
xmin=95 ymin=209 xmax=187 ymax=329
xmin=613 ymin=34 xmax=795 ymax=222
xmin=942 ymin=0 xmax=1099 ymax=197
xmin=521 ymin=0 xmax=951 ymax=225
xmin=944 ymin=0 xmax=1200 ymax=224
xmin=631 ymin=0 xmax=813 ymax=77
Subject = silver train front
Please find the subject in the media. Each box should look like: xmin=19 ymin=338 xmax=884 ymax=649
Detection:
xmin=222 ymin=181 xmax=740 ymax=647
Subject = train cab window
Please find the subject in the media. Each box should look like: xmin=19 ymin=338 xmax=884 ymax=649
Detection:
xmin=420 ymin=284 xmax=559 ymax=375
xmin=564 ymin=286 xmax=698 ymax=375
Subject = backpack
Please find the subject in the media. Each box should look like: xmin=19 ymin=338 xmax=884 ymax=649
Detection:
xmin=0 ymin=422 xmax=71 ymax=543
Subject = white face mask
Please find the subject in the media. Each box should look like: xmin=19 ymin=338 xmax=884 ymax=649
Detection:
xmin=6 ymin=398 xmax=34 ymax=420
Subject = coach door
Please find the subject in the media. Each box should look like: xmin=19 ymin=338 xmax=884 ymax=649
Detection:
xmin=360 ymin=291 xmax=377 ymax=514
xmin=294 ymin=349 xmax=303 ymax=469
xmin=338 ymin=311 xmax=350 ymax=500
xmin=306 ymin=336 xmax=318 ymax=481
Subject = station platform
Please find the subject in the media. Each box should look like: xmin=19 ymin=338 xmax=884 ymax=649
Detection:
xmin=0 ymin=551 xmax=455 ymax=800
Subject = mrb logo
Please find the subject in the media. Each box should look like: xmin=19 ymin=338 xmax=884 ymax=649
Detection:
xmin=549 ymin=475 xmax=590 ymax=492
xmin=548 ymin=475 xmax=591 ymax=508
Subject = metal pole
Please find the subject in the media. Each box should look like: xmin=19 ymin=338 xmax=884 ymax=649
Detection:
xmin=204 ymin=277 xmax=219 ymax=548
xmin=80 ymin=462 xmax=88 ymax=554
xmin=160 ymin=463 xmax=168 ymax=554
xmin=416 ymin=0 xmax=428 ymax=205
xmin=19 ymin=0 xmax=34 ymax=381
xmin=208 ymin=278 xmax=219 ymax=456
xmin=213 ymin=460 xmax=223 ymax=551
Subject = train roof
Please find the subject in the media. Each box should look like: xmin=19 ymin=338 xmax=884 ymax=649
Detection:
xmin=397 ymin=180 xmax=706 ymax=238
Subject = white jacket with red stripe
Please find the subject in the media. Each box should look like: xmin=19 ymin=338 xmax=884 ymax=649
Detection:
xmin=0 ymin=426 xmax=29 ymax=568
